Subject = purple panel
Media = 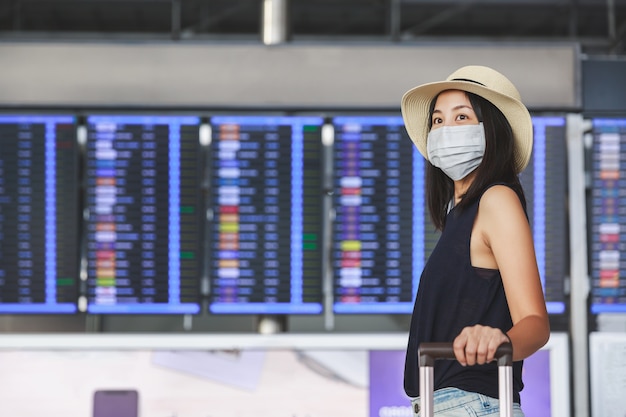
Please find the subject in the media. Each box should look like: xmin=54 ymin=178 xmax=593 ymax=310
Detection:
xmin=520 ymin=349 xmax=552 ymax=416
xmin=369 ymin=350 xmax=411 ymax=417
xmin=369 ymin=348 xmax=553 ymax=417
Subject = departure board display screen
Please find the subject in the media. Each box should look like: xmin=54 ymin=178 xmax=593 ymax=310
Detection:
xmin=331 ymin=115 xmax=568 ymax=315
xmin=589 ymin=118 xmax=626 ymax=313
xmin=519 ymin=116 xmax=568 ymax=314
xmin=0 ymin=115 xmax=79 ymax=313
xmin=331 ymin=116 xmax=430 ymax=314
xmin=85 ymin=115 xmax=203 ymax=314
xmin=208 ymin=116 xmax=324 ymax=314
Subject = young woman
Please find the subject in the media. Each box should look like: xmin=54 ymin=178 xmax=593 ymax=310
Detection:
xmin=400 ymin=66 xmax=550 ymax=416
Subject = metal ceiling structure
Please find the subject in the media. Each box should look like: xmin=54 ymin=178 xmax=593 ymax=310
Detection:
xmin=0 ymin=0 xmax=625 ymax=54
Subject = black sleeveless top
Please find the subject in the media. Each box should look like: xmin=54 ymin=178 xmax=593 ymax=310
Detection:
xmin=404 ymin=187 xmax=524 ymax=403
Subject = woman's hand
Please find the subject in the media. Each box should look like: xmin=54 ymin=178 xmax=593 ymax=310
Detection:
xmin=453 ymin=325 xmax=510 ymax=366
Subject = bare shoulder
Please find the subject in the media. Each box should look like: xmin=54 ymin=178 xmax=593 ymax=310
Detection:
xmin=476 ymin=185 xmax=533 ymax=265
xmin=479 ymin=185 xmax=524 ymax=211
xmin=478 ymin=185 xmax=528 ymax=232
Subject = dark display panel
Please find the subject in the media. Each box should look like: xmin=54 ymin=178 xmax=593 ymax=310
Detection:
xmin=519 ymin=116 xmax=568 ymax=314
xmin=0 ymin=115 xmax=79 ymax=313
xmin=208 ymin=116 xmax=324 ymax=314
xmin=85 ymin=115 xmax=203 ymax=314
xmin=331 ymin=116 xmax=568 ymax=315
xmin=331 ymin=116 xmax=430 ymax=314
xmin=589 ymin=118 xmax=626 ymax=313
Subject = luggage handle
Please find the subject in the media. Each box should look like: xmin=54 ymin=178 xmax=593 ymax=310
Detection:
xmin=417 ymin=342 xmax=513 ymax=417
xmin=419 ymin=342 xmax=513 ymax=367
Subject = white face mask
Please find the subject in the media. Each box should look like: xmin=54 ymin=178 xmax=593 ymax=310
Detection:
xmin=426 ymin=123 xmax=486 ymax=181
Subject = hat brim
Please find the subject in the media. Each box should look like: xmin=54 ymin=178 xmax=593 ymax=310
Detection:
xmin=401 ymin=80 xmax=533 ymax=173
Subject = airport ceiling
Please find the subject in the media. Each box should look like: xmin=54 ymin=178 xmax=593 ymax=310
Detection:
xmin=0 ymin=0 xmax=625 ymax=55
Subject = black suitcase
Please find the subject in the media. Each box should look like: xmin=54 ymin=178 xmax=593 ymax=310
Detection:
xmin=417 ymin=342 xmax=514 ymax=417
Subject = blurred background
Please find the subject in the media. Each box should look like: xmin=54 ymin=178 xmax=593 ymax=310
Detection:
xmin=1 ymin=1 xmax=626 ymax=416
xmin=0 ymin=0 xmax=623 ymax=53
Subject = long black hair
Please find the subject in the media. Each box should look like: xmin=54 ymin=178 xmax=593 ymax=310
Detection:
xmin=426 ymin=91 xmax=527 ymax=230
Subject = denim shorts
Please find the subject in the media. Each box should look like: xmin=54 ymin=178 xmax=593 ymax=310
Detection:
xmin=410 ymin=387 xmax=525 ymax=416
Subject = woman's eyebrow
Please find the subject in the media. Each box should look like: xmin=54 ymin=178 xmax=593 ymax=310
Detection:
xmin=432 ymin=104 xmax=473 ymax=114
xmin=453 ymin=104 xmax=473 ymax=111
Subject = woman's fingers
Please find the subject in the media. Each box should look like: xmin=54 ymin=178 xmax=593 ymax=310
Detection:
xmin=453 ymin=326 xmax=510 ymax=366
xmin=452 ymin=332 xmax=469 ymax=366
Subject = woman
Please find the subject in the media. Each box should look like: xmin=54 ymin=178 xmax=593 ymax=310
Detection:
xmin=400 ymin=65 xmax=550 ymax=416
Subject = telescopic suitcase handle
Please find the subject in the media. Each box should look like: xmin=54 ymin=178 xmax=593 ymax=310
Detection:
xmin=417 ymin=342 xmax=513 ymax=417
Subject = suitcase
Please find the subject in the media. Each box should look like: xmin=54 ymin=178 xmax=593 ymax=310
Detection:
xmin=418 ymin=342 xmax=514 ymax=417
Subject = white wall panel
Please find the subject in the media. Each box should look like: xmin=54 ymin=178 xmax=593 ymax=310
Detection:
xmin=0 ymin=42 xmax=579 ymax=109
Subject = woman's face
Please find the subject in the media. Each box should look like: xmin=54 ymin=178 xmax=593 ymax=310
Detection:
xmin=431 ymin=90 xmax=480 ymax=130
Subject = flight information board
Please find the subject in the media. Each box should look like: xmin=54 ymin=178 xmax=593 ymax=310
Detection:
xmin=589 ymin=118 xmax=626 ymax=313
xmin=519 ymin=116 xmax=568 ymax=314
xmin=85 ymin=115 xmax=203 ymax=314
xmin=331 ymin=116 xmax=430 ymax=314
xmin=208 ymin=116 xmax=324 ymax=314
xmin=331 ymin=115 xmax=568 ymax=315
xmin=0 ymin=115 xmax=79 ymax=313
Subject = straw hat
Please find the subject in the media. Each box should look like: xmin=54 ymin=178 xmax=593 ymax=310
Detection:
xmin=401 ymin=65 xmax=533 ymax=173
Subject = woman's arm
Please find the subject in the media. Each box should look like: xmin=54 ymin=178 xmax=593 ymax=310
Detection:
xmin=453 ymin=185 xmax=550 ymax=366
